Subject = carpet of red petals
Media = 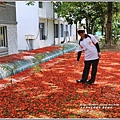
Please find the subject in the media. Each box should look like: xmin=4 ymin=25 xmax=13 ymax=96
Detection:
xmin=0 ymin=45 xmax=60 ymax=63
xmin=0 ymin=46 xmax=120 ymax=118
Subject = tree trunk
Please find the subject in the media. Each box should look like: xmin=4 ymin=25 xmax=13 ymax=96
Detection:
xmin=86 ymin=18 xmax=89 ymax=34
xmin=76 ymin=24 xmax=78 ymax=40
xmin=102 ymin=16 xmax=106 ymax=35
xmin=91 ymin=22 xmax=95 ymax=34
xmin=105 ymin=24 xmax=107 ymax=44
xmin=106 ymin=2 xmax=113 ymax=46
xmin=102 ymin=16 xmax=107 ymax=44
xmin=89 ymin=20 xmax=93 ymax=34
xmin=102 ymin=25 xmax=104 ymax=35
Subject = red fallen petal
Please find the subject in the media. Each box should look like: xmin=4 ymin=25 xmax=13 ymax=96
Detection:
xmin=0 ymin=48 xmax=120 ymax=118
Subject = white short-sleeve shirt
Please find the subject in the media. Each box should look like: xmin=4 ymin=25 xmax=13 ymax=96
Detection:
xmin=76 ymin=34 xmax=99 ymax=61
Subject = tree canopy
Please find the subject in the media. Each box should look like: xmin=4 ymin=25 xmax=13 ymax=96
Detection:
xmin=54 ymin=2 xmax=120 ymax=45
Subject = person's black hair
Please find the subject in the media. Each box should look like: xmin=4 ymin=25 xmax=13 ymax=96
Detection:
xmin=79 ymin=34 xmax=91 ymax=44
xmin=77 ymin=30 xmax=85 ymax=34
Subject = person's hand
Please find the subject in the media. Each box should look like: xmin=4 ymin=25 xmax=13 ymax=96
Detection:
xmin=98 ymin=52 xmax=101 ymax=58
xmin=74 ymin=61 xmax=79 ymax=66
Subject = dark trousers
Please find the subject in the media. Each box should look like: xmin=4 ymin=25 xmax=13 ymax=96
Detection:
xmin=82 ymin=59 xmax=99 ymax=83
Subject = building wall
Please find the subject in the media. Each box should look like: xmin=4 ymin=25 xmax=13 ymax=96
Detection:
xmin=38 ymin=18 xmax=54 ymax=48
xmin=47 ymin=19 xmax=54 ymax=45
xmin=46 ymin=2 xmax=53 ymax=19
xmin=7 ymin=24 xmax=18 ymax=55
xmin=38 ymin=2 xmax=54 ymax=48
xmin=16 ymin=1 xmax=39 ymax=50
xmin=54 ymin=16 xmax=76 ymax=45
xmin=16 ymin=1 xmax=55 ymax=50
xmin=0 ymin=2 xmax=18 ymax=56
xmin=39 ymin=2 xmax=53 ymax=19
xmin=16 ymin=1 xmax=76 ymax=51
xmin=72 ymin=23 xmax=76 ymax=41
xmin=0 ymin=2 xmax=16 ymax=24
xmin=39 ymin=1 xmax=76 ymax=47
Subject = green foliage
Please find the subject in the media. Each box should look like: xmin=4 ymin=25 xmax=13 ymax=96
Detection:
xmin=26 ymin=1 xmax=120 ymax=45
xmin=26 ymin=1 xmax=35 ymax=6
xmin=32 ymin=65 xmax=42 ymax=73
xmin=61 ymin=44 xmax=66 ymax=54
xmin=34 ymin=53 xmax=45 ymax=64
xmin=33 ymin=53 xmax=46 ymax=72
xmin=53 ymin=2 xmax=108 ymax=32
xmin=54 ymin=2 xmax=79 ymax=24
xmin=112 ymin=13 xmax=120 ymax=44
xmin=100 ymin=37 xmax=105 ymax=44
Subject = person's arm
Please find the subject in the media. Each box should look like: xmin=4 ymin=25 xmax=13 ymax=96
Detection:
xmin=95 ymin=42 xmax=100 ymax=53
xmin=74 ymin=40 xmax=83 ymax=66
xmin=95 ymin=42 xmax=101 ymax=58
xmin=89 ymin=34 xmax=101 ymax=58
xmin=74 ymin=51 xmax=82 ymax=66
xmin=77 ymin=51 xmax=82 ymax=61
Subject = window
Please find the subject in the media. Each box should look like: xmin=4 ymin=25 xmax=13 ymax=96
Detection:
xmin=66 ymin=25 xmax=68 ymax=31
xmin=0 ymin=26 xmax=8 ymax=47
xmin=39 ymin=2 xmax=43 ymax=8
xmin=61 ymin=24 xmax=64 ymax=37
xmin=39 ymin=23 xmax=45 ymax=40
xmin=70 ymin=25 xmax=72 ymax=36
xmin=54 ymin=24 xmax=58 ymax=38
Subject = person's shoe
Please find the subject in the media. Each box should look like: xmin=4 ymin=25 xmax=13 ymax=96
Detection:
xmin=76 ymin=79 xmax=83 ymax=83
xmin=85 ymin=80 xmax=94 ymax=85
xmin=76 ymin=79 xmax=86 ymax=84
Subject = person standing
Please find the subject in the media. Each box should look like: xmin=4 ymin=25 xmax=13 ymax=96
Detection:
xmin=75 ymin=27 xmax=101 ymax=84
